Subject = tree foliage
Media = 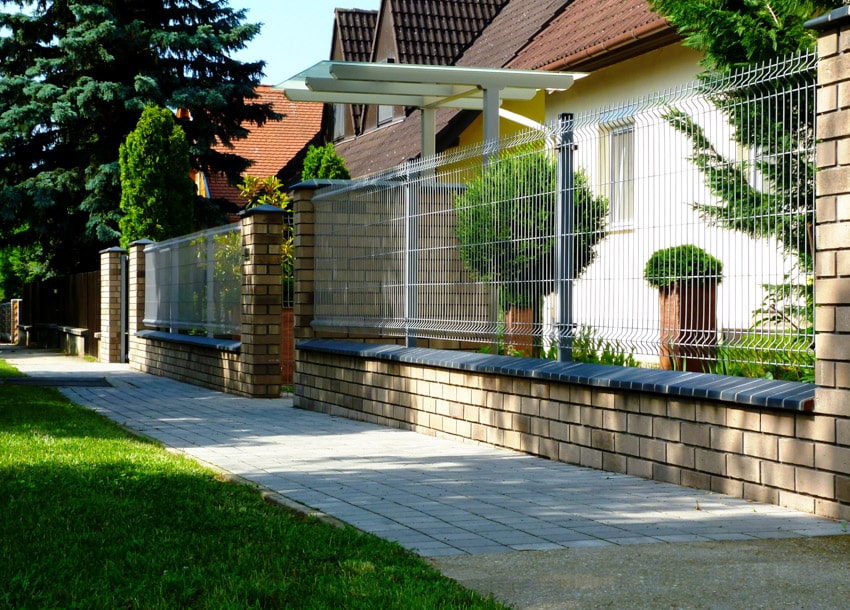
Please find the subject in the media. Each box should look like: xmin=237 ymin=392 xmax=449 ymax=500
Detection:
xmin=649 ymin=0 xmax=838 ymax=71
xmin=453 ymin=148 xmax=608 ymax=309
xmin=119 ymin=106 xmax=195 ymax=248
xmin=649 ymin=0 xmax=841 ymax=271
xmin=0 ymin=0 xmax=276 ymax=281
xmin=301 ymin=143 xmax=351 ymax=181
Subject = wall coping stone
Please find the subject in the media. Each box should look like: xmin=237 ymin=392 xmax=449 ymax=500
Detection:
xmin=806 ymin=5 xmax=850 ymax=30
xmin=137 ymin=330 xmax=241 ymax=353
xmin=298 ymin=339 xmax=815 ymax=412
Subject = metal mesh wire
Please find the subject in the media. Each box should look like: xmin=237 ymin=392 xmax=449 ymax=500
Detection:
xmin=144 ymin=224 xmax=242 ymax=336
xmin=313 ymin=52 xmax=816 ymax=378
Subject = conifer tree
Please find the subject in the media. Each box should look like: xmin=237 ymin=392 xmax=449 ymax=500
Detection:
xmin=301 ymin=143 xmax=351 ymax=181
xmin=119 ymin=106 xmax=195 ymax=248
xmin=0 ymin=0 xmax=276 ymax=282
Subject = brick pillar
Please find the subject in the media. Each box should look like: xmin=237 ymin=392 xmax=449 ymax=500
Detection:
xmin=811 ymin=7 xmax=850 ymax=415
xmin=99 ymin=247 xmax=126 ymax=363
xmin=126 ymin=240 xmax=153 ymax=367
xmin=239 ymin=204 xmax=285 ymax=398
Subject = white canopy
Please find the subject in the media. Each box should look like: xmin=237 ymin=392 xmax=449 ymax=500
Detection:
xmin=276 ymin=61 xmax=584 ymax=158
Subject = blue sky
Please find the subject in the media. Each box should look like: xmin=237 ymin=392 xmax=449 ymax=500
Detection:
xmin=231 ymin=0 xmax=381 ymax=86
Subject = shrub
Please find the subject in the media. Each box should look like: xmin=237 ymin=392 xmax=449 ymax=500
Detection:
xmin=453 ymin=147 xmax=608 ymax=309
xmin=119 ymin=106 xmax=195 ymax=248
xmin=644 ymin=244 xmax=723 ymax=289
xmin=301 ymin=143 xmax=351 ymax=181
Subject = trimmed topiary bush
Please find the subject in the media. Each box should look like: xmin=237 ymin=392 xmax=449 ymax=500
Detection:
xmin=644 ymin=244 xmax=723 ymax=289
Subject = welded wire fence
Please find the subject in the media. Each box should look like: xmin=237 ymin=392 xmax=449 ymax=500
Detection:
xmin=312 ymin=52 xmax=816 ymax=379
xmin=144 ymin=224 xmax=241 ymax=336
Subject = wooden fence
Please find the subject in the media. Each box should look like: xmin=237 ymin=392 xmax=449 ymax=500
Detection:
xmin=20 ymin=270 xmax=101 ymax=358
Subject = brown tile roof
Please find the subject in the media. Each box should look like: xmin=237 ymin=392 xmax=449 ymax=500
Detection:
xmin=335 ymin=9 xmax=377 ymax=62
xmin=208 ymin=86 xmax=323 ymax=204
xmin=333 ymin=0 xmax=680 ymax=178
xmin=456 ymin=0 xmax=567 ymax=68
xmin=508 ymin=0 xmax=677 ymax=71
xmin=390 ymin=0 xmax=510 ymax=65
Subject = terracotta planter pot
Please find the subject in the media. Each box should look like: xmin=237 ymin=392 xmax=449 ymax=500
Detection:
xmin=504 ymin=306 xmax=534 ymax=357
xmin=658 ymin=280 xmax=717 ymax=372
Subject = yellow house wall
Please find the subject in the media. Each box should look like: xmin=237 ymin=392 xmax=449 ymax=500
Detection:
xmin=457 ymin=92 xmax=547 ymax=150
xmin=545 ymin=43 xmax=703 ymax=120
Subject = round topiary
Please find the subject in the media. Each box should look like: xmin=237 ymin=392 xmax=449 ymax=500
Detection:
xmin=644 ymin=244 xmax=723 ymax=289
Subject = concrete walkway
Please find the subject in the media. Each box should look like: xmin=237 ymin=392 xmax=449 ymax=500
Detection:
xmin=2 ymin=347 xmax=846 ymax=562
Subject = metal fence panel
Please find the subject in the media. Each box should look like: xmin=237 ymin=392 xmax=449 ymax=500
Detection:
xmin=313 ymin=53 xmax=816 ymax=379
xmin=144 ymin=224 xmax=241 ymax=336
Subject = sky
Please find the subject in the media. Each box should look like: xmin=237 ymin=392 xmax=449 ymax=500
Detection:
xmin=231 ymin=0 xmax=382 ymax=86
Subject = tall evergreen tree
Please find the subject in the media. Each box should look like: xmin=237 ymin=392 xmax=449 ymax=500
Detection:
xmin=119 ymin=106 xmax=195 ymax=248
xmin=0 ymin=0 xmax=276 ymax=281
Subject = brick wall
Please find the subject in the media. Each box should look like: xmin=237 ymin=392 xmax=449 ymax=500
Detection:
xmin=290 ymin=14 xmax=850 ymax=519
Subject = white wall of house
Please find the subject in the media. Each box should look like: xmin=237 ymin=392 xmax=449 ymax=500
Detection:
xmin=540 ymin=43 xmax=805 ymax=359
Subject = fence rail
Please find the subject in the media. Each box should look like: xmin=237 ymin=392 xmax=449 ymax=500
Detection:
xmin=312 ymin=52 xmax=816 ymax=380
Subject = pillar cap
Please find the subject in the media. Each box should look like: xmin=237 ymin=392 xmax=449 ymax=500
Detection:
xmin=129 ymin=239 xmax=155 ymax=247
xmin=238 ymin=204 xmax=287 ymax=217
xmin=99 ymin=246 xmax=127 ymax=254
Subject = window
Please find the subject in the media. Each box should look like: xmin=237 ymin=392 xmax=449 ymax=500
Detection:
xmin=609 ymin=125 xmax=634 ymax=227
xmin=333 ymin=103 xmax=346 ymax=141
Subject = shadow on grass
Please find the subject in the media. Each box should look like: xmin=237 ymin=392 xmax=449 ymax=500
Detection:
xmin=0 ymin=383 xmax=504 ymax=610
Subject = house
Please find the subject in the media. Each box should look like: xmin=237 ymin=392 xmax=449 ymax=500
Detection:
xmin=313 ymin=0 xmax=810 ymax=369
xmin=204 ymin=85 xmax=323 ymax=208
xmin=330 ymin=0 xmax=700 ymax=178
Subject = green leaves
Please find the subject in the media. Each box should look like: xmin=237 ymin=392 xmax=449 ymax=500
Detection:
xmin=119 ymin=106 xmax=195 ymax=248
xmin=0 ymin=0 xmax=276 ymax=292
xmin=301 ymin=143 xmax=352 ymax=181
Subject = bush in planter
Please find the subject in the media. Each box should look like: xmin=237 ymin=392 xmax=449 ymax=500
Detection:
xmin=644 ymin=244 xmax=723 ymax=372
xmin=644 ymin=244 xmax=723 ymax=289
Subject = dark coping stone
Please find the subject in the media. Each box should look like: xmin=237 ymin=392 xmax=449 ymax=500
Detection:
xmin=297 ymin=339 xmax=815 ymax=412
xmin=136 ymin=330 xmax=241 ymax=353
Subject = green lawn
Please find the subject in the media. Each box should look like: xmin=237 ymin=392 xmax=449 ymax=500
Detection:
xmin=0 ymin=359 xmax=505 ymax=609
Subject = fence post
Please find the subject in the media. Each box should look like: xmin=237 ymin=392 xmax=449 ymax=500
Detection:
xmin=239 ymin=204 xmax=285 ymax=398
xmin=556 ymin=112 xmax=575 ymax=362
xmin=810 ymin=8 xmax=850 ymax=416
xmin=99 ymin=247 xmax=127 ymax=363
xmin=10 ymin=298 xmax=20 ymax=345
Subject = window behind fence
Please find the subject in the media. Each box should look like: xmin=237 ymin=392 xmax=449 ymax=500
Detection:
xmin=144 ymin=224 xmax=241 ymax=337
xmin=311 ymin=52 xmax=816 ymax=380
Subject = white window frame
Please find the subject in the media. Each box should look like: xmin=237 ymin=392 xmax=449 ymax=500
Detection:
xmin=608 ymin=124 xmax=635 ymax=228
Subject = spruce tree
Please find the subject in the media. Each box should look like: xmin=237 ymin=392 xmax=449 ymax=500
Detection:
xmin=119 ymin=106 xmax=195 ymax=248
xmin=0 ymin=0 xmax=276 ymax=280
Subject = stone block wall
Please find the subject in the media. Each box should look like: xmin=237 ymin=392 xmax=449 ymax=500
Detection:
xmin=289 ymin=14 xmax=850 ymax=519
